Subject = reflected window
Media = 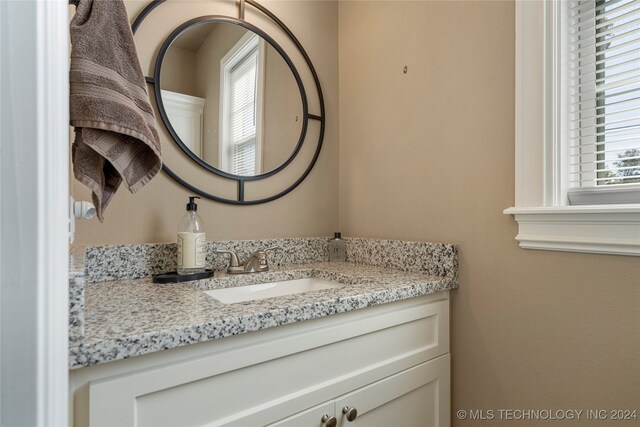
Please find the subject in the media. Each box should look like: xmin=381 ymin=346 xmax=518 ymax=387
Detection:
xmin=220 ymin=33 xmax=264 ymax=175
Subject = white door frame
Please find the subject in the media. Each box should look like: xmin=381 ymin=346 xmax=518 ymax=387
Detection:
xmin=1 ymin=1 xmax=69 ymax=426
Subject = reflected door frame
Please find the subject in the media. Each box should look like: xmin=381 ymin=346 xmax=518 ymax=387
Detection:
xmin=161 ymin=90 xmax=206 ymax=158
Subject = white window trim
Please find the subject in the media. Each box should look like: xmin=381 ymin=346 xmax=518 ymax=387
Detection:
xmin=218 ymin=32 xmax=266 ymax=175
xmin=504 ymin=0 xmax=640 ymax=256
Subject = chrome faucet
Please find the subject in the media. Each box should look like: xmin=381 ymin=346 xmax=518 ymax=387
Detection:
xmin=214 ymin=246 xmax=280 ymax=274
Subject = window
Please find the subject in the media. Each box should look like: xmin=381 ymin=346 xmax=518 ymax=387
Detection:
xmin=505 ymin=0 xmax=640 ymax=256
xmin=567 ymin=0 xmax=640 ymax=204
xmin=220 ymin=33 xmax=264 ymax=176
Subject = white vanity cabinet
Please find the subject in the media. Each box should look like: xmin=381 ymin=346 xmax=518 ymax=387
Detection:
xmin=69 ymin=292 xmax=451 ymax=427
xmin=270 ymin=355 xmax=450 ymax=427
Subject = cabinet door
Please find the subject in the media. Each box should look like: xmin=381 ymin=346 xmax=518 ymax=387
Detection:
xmin=267 ymin=401 xmax=335 ymax=427
xmin=334 ymin=354 xmax=450 ymax=427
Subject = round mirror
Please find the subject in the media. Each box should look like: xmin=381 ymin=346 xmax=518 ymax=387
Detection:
xmin=158 ymin=20 xmax=305 ymax=177
xmin=139 ymin=6 xmax=325 ymax=205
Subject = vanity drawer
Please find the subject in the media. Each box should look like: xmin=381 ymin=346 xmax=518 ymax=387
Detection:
xmin=85 ymin=293 xmax=449 ymax=427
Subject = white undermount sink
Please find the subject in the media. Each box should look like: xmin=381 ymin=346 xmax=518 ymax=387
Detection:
xmin=204 ymin=277 xmax=344 ymax=304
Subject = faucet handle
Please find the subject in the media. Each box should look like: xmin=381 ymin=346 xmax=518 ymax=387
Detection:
xmin=250 ymin=246 xmax=281 ymax=257
xmin=213 ymin=249 xmax=240 ymax=266
xmin=259 ymin=246 xmax=281 ymax=261
xmin=213 ymin=249 xmax=244 ymax=273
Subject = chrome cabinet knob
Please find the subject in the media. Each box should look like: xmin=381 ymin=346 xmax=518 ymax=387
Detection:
xmin=321 ymin=414 xmax=337 ymax=427
xmin=342 ymin=406 xmax=358 ymax=422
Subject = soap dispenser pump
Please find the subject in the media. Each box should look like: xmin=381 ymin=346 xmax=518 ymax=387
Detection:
xmin=177 ymin=196 xmax=206 ymax=275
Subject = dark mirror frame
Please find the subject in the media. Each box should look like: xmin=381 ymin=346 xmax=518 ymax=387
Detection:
xmin=156 ymin=17 xmax=309 ymax=180
xmin=132 ymin=0 xmax=325 ymax=205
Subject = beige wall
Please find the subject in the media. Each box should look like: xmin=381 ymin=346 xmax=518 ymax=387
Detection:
xmin=71 ymin=0 xmax=339 ymax=247
xmin=338 ymin=1 xmax=639 ymax=426
xmin=262 ymin=38 xmax=305 ymax=172
xmin=161 ymin=46 xmax=197 ymax=95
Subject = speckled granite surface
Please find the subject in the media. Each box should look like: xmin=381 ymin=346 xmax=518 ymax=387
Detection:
xmin=83 ymin=238 xmax=331 ymax=282
xmin=68 ymin=277 xmax=85 ymax=347
xmin=344 ymin=237 xmax=457 ymax=278
xmin=70 ymin=237 xmax=458 ymax=368
xmin=81 ymin=236 xmax=458 ymax=282
xmin=69 ymin=261 xmax=457 ymax=369
xmin=69 ymin=249 xmax=85 ymax=279
xmin=69 ymin=251 xmax=86 ymax=346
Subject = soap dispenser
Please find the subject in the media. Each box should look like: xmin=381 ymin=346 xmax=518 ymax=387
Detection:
xmin=329 ymin=232 xmax=346 ymax=262
xmin=177 ymin=196 xmax=206 ymax=275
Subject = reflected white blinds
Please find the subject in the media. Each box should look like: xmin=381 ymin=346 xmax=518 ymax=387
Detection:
xmin=229 ymin=44 xmax=258 ymax=176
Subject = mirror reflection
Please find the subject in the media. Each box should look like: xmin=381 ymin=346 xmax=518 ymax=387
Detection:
xmin=160 ymin=22 xmax=303 ymax=176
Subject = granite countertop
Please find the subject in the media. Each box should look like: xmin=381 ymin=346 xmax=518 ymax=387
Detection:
xmin=70 ymin=261 xmax=457 ymax=369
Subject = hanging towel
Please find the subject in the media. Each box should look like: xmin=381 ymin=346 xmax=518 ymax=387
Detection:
xmin=70 ymin=0 xmax=161 ymax=222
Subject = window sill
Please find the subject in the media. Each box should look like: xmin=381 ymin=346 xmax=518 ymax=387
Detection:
xmin=504 ymin=205 xmax=640 ymax=256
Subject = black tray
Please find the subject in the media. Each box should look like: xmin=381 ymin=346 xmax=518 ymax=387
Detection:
xmin=152 ymin=269 xmax=214 ymax=284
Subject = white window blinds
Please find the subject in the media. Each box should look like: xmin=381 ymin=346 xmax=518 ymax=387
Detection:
xmin=228 ymin=43 xmax=258 ymax=176
xmin=568 ymin=0 xmax=640 ymax=195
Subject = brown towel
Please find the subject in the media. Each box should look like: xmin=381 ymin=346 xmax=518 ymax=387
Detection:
xmin=70 ymin=0 xmax=161 ymax=222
